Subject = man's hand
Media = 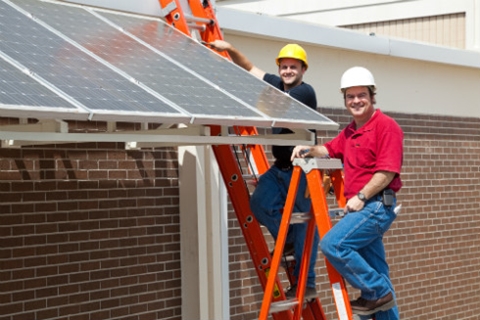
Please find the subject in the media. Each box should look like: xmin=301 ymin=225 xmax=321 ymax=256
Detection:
xmin=345 ymin=195 xmax=365 ymax=213
xmin=291 ymin=145 xmax=329 ymax=161
xmin=291 ymin=145 xmax=312 ymax=161
xmin=206 ymin=40 xmax=231 ymax=52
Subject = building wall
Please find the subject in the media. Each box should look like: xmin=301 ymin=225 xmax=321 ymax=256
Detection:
xmin=3 ymin=108 xmax=480 ymax=319
xmin=341 ymin=13 xmax=466 ymax=49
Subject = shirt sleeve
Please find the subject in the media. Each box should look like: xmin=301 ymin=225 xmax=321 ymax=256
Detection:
xmin=324 ymin=131 xmax=345 ymax=161
xmin=288 ymin=84 xmax=317 ymax=110
xmin=375 ymin=119 xmax=404 ymax=174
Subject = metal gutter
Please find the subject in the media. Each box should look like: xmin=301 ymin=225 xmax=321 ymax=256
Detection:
xmin=216 ymin=7 xmax=480 ymax=70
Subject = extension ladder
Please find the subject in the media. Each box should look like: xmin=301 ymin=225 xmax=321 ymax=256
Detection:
xmin=159 ymin=1 xmax=350 ymax=319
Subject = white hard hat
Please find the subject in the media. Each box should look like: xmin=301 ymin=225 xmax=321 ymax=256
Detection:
xmin=340 ymin=66 xmax=376 ymax=92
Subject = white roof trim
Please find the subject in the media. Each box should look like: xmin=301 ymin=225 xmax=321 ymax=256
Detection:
xmin=216 ymin=7 xmax=480 ymax=70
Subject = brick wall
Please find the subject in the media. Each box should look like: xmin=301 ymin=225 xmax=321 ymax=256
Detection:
xmin=0 ymin=120 xmax=181 ymax=320
xmin=2 ymin=108 xmax=480 ymax=320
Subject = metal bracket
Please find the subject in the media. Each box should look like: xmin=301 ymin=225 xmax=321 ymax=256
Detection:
xmin=292 ymin=157 xmax=343 ymax=173
xmin=160 ymin=1 xmax=178 ymax=17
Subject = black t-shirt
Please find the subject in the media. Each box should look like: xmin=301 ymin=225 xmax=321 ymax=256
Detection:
xmin=263 ymin=73 xmax=317 ymax=169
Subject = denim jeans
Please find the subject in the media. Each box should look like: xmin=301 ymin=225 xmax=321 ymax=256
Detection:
xmin=250 ymin=165 xmax=319 ymax=288
xmin=320 ymin=195 xmax=399 ymax=320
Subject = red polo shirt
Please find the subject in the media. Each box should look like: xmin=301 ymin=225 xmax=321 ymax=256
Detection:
xmin=324 ymin=109 xmax=403 ymax=199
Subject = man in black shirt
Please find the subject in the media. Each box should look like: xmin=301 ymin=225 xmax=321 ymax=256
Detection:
xmin=208 ymin=40 xmax=319 ymax=299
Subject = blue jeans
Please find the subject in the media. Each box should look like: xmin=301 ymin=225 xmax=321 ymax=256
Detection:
xmin=320 ymin=195 xmax=399 ymax=320
xmin=250 ymin=165 xmax=319 ymax=288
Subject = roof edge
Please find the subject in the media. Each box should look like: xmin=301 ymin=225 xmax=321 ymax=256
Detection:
xmin=216 ymin=7 xmax=480 ymax=69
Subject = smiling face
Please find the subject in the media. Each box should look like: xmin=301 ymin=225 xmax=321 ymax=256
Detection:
xmin=278 ymin=58 xmax=306 ymax=91
xmin=344 ymin=86 xmax=376 ymax=128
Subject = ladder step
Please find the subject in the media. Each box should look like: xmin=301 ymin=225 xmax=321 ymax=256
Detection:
xmin=292 ymin=157 xmax=343 ymax=171
xmin=269 ymin=299 xmax=299 ymax=314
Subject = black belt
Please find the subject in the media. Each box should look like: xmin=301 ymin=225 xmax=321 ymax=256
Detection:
xmin=375 ymin=188 xmax=395 ymax=198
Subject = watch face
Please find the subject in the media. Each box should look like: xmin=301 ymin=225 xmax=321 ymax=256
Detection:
xmin=358 ymin=192 xmax=366 ymax=201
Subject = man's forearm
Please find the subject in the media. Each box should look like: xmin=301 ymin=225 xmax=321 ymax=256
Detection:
xmin=226 ymin=47 xmax=254 ymax=71
xmin=359 ymin=171 xmax=396 ymax=199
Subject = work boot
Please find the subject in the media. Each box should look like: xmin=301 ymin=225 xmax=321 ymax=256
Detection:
xmin=350 ymin=292 xmax=396 ymax=315
xmin=285 ymin=285 xmax=317 ymax=300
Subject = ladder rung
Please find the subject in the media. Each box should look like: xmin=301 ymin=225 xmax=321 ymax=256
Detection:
xmin=187 ymin=23 xmax=206 ymax=31
xmin=329 ymin=208 xmax=345 ymax=218
xmin=242 ymin=174 xmax=259 ymax=186
xmin=291 ymin=212 xmax=311 ymax=224
xmin=269 ymin=299 xmax=299 ymax=314
xmin=184 ymin=14 xmax=213 ymax=25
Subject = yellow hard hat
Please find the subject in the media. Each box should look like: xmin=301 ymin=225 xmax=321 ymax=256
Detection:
xmin=275 ymin=44 xmax=308 ymax=70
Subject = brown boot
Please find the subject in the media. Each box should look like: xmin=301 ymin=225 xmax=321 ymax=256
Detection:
xmin=350 ymin=292 xmax=396 ymax=315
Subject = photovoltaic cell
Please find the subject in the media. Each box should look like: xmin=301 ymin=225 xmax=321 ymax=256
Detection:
xmin=0 ymin=57 xmax=81 ymax=110
xmin=0 ymin=0 xmax=189 ymax=123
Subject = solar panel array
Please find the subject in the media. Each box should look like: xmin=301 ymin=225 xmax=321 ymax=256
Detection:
xmin=0 ymin=0 xmax=338 ymax=130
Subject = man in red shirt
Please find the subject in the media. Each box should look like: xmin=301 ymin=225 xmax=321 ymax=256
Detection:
xmin=291 ymin=66 xmax=403 ymax=319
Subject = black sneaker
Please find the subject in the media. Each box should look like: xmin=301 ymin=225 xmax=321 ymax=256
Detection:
xmin=285 ymin=285 xmax=317 ymax=300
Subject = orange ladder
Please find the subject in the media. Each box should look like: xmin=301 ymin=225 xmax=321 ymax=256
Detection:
xmin=159 ymin=1 xmax=331 ymax=319
xmin=259 ymin=157 xmax=354 ymax=320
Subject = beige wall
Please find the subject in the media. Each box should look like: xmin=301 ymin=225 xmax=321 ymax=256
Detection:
xmin=223 ymin=33 xmax=480 ymax=119
xmin=342 ymin=13 xmax=467 ymax=49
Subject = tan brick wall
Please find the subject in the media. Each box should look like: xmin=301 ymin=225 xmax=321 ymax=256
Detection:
xmin=2 ymin=109 xmax=480 ymax=320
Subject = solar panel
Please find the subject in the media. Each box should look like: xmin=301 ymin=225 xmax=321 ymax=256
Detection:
xmin=0 ymin=0 xmax=189 ymax=123
xmin=0 ymin=0 xmax=338 ymax=131
xmin=96 ymin=10 xmax=337 ymax=129
xmin=3 ymin=0 xmax=271 ymax=127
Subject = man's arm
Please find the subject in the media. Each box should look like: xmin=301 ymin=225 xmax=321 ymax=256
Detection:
xmin=208 ymin=40 xmax=266 ymax=79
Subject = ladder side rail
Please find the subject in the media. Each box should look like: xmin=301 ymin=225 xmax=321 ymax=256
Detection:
xmin=258 ymin=167 xmax=303 ymax=320
xmin=306 ymin=168 xmax=353 ymax=320
xmin=158 ymin=0 xmax=191 ymax=36
xmin=189 ymin=0 xmax=230 ymax=59
xmin=292 ymin=217 xmax=317 ymax=320
xmin=233 ymin=126 xmax=270 ymax=175
xmin=330 ymin=169 xmax=346 ymax=208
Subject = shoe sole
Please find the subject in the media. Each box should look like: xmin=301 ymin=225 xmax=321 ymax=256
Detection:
xmin=351 ymin=299 xmax=396 ymax=315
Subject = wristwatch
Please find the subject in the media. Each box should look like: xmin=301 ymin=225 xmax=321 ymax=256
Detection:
xmin=357 ymin=192 xmax=367 ymax=202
